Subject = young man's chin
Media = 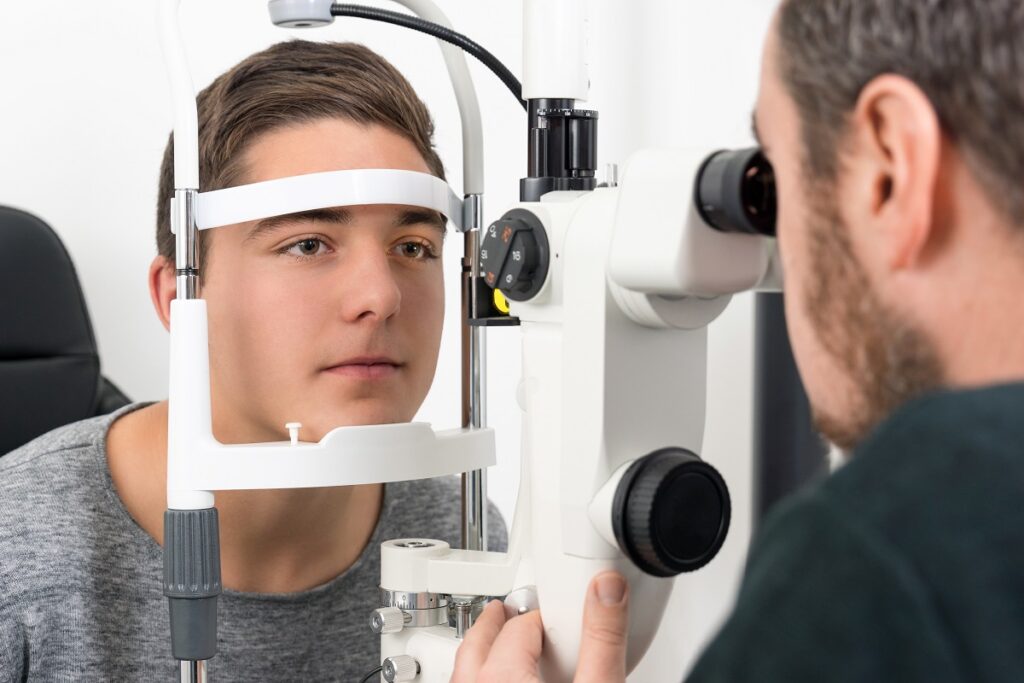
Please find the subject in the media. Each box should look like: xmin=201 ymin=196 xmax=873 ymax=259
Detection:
xmin=295 ymin=401 xmax=416 ymax=437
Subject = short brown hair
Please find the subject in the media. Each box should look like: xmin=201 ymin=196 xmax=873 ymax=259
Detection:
xmin=155 ymin=40 xmax=446 ymax=261
xmin=778 ymin=0 xmax=1024 ymax=225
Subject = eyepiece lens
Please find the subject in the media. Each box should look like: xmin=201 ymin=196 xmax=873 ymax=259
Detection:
xmin=741 ymin=157 xmax=776 ymax=235
xmin=696 ymin=148 xmax=777 ymax=237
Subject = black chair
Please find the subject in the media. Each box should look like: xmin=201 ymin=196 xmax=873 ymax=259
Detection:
xmin=0 ymin=205 xmax=130 ymax=455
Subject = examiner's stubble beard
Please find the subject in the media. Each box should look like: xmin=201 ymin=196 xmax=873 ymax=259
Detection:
xmin=801 ymin=177 xmax=944 ymax=454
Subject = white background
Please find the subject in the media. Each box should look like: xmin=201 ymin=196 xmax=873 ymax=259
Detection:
xmin=0 ymin=1 xmax=777 ymax=679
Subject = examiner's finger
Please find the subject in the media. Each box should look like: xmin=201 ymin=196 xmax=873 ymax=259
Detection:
xmin=476 ymin=609 xmax=545 ymax=682
xmin=451 ymin=600 xmax=507 ymax=683
xmin=573 ymin=572 xmax=629 ymax=683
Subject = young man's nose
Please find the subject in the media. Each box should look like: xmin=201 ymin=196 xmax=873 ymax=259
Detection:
xmin=334 ymin=248 xmax=402 ymax=323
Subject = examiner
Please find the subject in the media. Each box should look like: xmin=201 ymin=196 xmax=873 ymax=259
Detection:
xmin=454 ymin=1 xmax=1024 ymax=681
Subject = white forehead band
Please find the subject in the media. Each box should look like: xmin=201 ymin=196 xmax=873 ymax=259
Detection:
xmin=173 ymin=168 xmax=463 ymax=233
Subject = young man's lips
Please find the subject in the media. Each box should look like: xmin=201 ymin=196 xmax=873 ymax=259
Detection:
xmin=323 ymin=358 xmax=402 ymax=380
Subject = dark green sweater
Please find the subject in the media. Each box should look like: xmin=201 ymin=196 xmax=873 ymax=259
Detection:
xmin=688 ymin=383 xmax=1024 ymax=682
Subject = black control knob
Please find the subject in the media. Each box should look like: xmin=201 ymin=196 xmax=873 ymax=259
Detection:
xmin=612 ymin=448 xmax=731 ymax=577
xmin=479 ymin=209 xmax=550 ymax=302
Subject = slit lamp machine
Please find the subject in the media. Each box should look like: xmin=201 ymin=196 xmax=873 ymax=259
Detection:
xmin=158 ymin=1 xmax=781 ymax=681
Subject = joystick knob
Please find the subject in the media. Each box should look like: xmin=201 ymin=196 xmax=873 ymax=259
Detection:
xmin=612 ymin=447 xmax=730 ymax=576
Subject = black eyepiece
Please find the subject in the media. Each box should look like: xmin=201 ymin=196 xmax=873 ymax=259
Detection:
xmin=696 ymin=148 xmax=777 ymax=237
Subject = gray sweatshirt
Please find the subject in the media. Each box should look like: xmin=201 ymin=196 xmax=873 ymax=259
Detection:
xmin=0 ymin=404 xmax=506 ymax=682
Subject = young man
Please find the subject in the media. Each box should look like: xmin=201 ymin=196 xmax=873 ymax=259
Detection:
xmin=454 ymin=0 xmax=1024 ymax=681
xmin=0 ymin=40 xmax=504 ymax=681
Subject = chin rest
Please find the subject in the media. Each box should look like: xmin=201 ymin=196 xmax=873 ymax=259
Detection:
xmin=0 ymin=205 xmax=130 ymax=455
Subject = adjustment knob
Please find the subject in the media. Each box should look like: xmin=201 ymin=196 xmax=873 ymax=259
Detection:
xmin=369 ymin=607 xmax=407 ymax=634
xmin=479 ymin=209 xmax=550 ymax=302
xmin=382 ymin=654 xmax=420 ymax=682
xmin=612 ymin=448 xmax=731 ymax=576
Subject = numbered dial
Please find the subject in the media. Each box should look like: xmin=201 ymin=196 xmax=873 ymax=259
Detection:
xmin=479 ymin=209 xmax=550 ymax=302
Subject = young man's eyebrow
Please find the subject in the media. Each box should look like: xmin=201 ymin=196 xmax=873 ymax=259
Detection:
xmin=244 ymin=206 xmax=447 ymax=242
xmin=394 ymin=208 xmax=447 ymax=236
xmin=245 ymin=207 xmax=352 ymax=242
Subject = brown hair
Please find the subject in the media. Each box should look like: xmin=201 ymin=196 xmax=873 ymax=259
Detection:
xmin=777 ymin=0 xmax=1024 ymax=225
xmin=155 ymin=40 xmax=446 ymax=261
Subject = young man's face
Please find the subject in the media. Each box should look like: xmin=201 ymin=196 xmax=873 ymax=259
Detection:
xmin=200 ymin=118 xmax=445 ymax=443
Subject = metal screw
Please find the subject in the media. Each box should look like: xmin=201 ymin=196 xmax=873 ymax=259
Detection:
xmin=370 ymin=607 xmax=409 ymax=635
xmin=382 ymin=655 xmax=420 ymax=682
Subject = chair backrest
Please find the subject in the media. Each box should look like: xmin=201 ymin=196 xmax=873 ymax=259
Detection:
xmin=0 ymin=205 xmax=129 ymax=455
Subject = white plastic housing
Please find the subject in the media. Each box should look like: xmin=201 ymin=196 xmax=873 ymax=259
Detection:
xmin=381 ymin=183 xmax=734 ymax=682
xmin=609 ymin=147 xmax=777 ymax=299
xmin=511 ymin=190 xmax=698 ymax=680
xmin=383 ymin=626 xmax=461 ymax=683
xmin=523 ymin=0 xmax=590 ymax=100
xmin=267 ymin=0 xmax=334 ymax=27
xmin=587 ymin=461 xmax=633 ymax=551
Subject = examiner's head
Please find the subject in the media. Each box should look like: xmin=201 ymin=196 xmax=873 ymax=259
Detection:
xmin=755 ymin=0 xmax=1024 ymax=451
xmin=150 ymin=40 xmax=448 ymax=443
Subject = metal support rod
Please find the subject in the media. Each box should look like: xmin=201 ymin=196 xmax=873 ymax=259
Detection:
xmin=180 ymin=660 xmax=207 ymax=683
xmin=461 ymin=194 xmax=488 ymax=551
xmin=173 ymin=188 xmax=200 ymax=300
xmin=171 ymin=189 xmax=212 ymax=679
xmin=453 ymin=599 xmax=474 ymax=639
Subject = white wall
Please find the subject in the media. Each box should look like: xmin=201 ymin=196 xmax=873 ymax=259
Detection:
xmin=0 ymin=0 xmax=776 ymax=678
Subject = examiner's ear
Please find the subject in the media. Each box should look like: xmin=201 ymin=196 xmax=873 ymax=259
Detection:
xmin=149 ymin=255 xmax=176 ymax=331
xmin=846 ymin=74 xmax=942 ymax=271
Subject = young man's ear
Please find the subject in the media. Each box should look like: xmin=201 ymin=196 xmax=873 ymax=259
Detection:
xmin=149 ymin=255 xmax=176 ymax=331
xmin=844 ymin=74 xmax=942 ymax=272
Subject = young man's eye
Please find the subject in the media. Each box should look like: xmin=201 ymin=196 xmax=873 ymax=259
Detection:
xmin=394 ymin=240 xmax=439 ymax=260
xmin=281 ymin=237 xmax=329 ymax=259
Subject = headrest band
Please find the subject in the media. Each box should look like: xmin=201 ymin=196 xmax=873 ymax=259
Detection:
xmin=170 ymin=168 xmax=463 ymax=233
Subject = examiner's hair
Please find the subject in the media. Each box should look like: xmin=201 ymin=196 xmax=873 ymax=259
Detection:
xmin=155 ymin=40 xmax=445 ymax=261
xmin=778 ymin=0 xmax=1024 ymax=224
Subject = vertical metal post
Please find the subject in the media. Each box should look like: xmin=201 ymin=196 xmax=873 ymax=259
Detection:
xmin=452 ymin=597 xmax=477 ymax=639
xmin=170 ymin=189 xmax=220 ymax=682
xmin=180 ymin=660 xmax=207 ymax=683
xmin=461 ymin=194 xmax=488 ymax=552
xmin=174 ymin=188 xmax=200 ymax=301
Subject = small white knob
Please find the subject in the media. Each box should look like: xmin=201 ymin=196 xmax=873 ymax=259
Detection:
xmin=285 ymin=422 xmax=301 ymax=446
xmin=370 ymin=607 xmax=406 ymax=634
xmin=605 ymin=162 xmax=619 ymax=187
xmin=382 ymin=655 xmax=419 ymax=682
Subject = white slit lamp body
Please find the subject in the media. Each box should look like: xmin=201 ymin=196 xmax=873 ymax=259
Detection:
xmin=377 ymin=152 xmax=778 ymax=682
xmin=158 ymin=1 xmax=780 ymax=681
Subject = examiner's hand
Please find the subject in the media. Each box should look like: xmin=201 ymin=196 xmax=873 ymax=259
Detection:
xmin=450 ymin=572 xmax=630 ymax=683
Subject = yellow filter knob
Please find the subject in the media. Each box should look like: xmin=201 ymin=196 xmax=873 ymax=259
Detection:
xmin=494 ymin=289 xmax=511 ymax=314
